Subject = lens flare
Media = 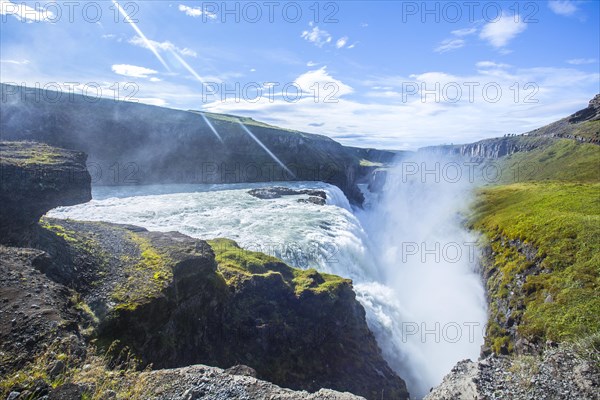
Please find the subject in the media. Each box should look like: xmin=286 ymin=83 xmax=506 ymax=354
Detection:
xmin=200 ymin=113 xmax=224 ymax=143
xmin=111 ymin=0 xmax=170 ymax=71
xmin=238 ymin=122 xmax=296 ymax=178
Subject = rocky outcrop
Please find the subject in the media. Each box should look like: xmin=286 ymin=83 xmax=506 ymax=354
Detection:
xmin=420 ymin=95 xmax=600 ymax=159
xmin=36 ymin=220 xmax=409 ymax=399
xmin=419 ymin=136 xmax=556 ymax=159
xmin=139 ymin=364 xmax=366 ymax=399
xmin=0 ymin=141 xmax=91 ymax=246
xmin=248 ymin=186 xmax=327 ymax=205
xmin=0 ymin=84 xmax=364 ymax=205
xmin=425 ymin=346 xmax=599 ymax=400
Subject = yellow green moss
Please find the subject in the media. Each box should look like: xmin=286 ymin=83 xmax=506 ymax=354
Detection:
xmin=111 ymin=233 xmax=173 ymax=312
xmin=208 ymin=238 xmax=350 ymax=296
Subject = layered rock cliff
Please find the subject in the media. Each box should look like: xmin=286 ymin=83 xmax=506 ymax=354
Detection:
xmin=0 ymin=84 xmax=364 ymax=205
xmin=420 ymin=94 xmax=600 ymax=159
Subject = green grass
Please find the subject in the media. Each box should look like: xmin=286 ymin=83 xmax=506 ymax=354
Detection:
xmin=208 ymin=238 xmax=350 ymax=296
xmin=496 ymin=139 xmax=600 ymax=184
xmin=470 ymin=182 xmax=600 ymax=350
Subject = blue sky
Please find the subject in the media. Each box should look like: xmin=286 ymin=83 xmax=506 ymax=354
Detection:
xmin=1 ymin=0 xmax=599 ymax=149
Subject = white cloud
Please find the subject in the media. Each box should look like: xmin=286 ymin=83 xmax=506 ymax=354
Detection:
xmin=0 ymin=59 xmax=30 ymax=65
xmin=567 ymin=58 xmax=596 ymax=65
xmin=136 ymin=97 xmax=167 ymax=107
xmin=434 ymin=39 xmax=465 ymax=53
xmin=178 ymin=4 xmax=216 ymax=19
xmin=294 ymin=66 xmax=353 ymax=98
xmin=451 ymin=27 xmax=477 ymax=36
xmin=548 ymin=1 xmax=577 ymax=16
xmin=129 ymin=36 xmax=197 ymax=58
xmin=0 ymin=0 xmax=54 ymax=22
xmin=479 ymin=13 xmax=527 ymax=48
xmin=112 ymin=64 xmax=159 ymax=79
xmin=348 ymin=43 xmax=356 ymax=49
xmin=306 ymin=61 xmax=318 ymax=67
xmin=336 ymin=36 xmax=349 ymax=49
xmin=250 ymin=68 xmax=256 ymax=72
xmin=301 ymin=24 xmax=332 ymax=47
xmin=476 ymin=61 xmax=511 ymax=69
xmin=201 ymin=65 xmax=598 ymax=149
xmin=361 ymin=23 xmax=369 ymax=28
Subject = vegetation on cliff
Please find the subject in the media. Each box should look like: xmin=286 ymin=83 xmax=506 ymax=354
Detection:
xmin=470 ymin=182 xmax=600 ymax=353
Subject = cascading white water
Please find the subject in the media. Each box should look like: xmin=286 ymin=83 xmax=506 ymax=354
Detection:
xmin=47 ymin=173 xmax=486 ymax=399
xmin=357 ymin=153 xmax=488 ymax=397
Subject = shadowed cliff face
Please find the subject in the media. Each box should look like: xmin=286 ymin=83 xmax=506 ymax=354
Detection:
xmin=0 ymin=84 xmax=364 ymax=205
xmin=37 ymin=220 xmax=409 ymax=400
xmin=0 ymin=141 xmax=91 ymax=246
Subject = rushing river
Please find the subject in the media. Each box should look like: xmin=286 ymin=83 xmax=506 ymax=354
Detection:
xmin=48 ymin=177 xmax=486 ymax=398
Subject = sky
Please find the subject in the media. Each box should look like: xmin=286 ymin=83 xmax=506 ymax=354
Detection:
xmin=1 ymin=0 xmax=599 ymax=149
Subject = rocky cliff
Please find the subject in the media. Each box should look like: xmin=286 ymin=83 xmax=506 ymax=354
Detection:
xmin=0 ymin=84 xmax=364 ymax=205
xmin=0 ymin=141 xmax=91 ymax=246
xmin=0 ymin=141 xmax=408 ymax=399
xmin=420 ymin=94 xmax=600 ymax=159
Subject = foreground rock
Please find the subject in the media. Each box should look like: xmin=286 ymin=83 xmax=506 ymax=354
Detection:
xmin=425 ymin=345 xmax=599 ymax=400
xmin=37 ymin=219 xmax=409 ymax=399
xmin=0 ymin=141 xmax=91 ymax=246
xmin=140 ymin=364 xmax=365 ymax=399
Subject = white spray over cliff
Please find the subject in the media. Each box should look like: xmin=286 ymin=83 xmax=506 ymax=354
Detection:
xmin=357 ymin=153 xmax=487 ymax=397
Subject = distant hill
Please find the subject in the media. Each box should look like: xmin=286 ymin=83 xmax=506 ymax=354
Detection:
xmin=420 ymin=94 xmax=600 ymax=160
xmin=0 ymin=83 xmax=367 ymax=204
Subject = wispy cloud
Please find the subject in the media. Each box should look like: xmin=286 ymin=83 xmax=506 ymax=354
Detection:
xmin=0 ymin=0 xmax=54 ymax=22
xmin=476 ymin=61 xmax=511 ymax=69
xmin=129 ymin=36 xmax=197 ymax=57
xmin=451 ymin=27 xmax=477 ymax=37
xmin=548 ymin=0 xmax=578 ymax=16
xmin=111 ymin=64 xmax=158 ymax=79
xmin=306 ymin=61 xmax=318 ymax=67
xmin=567 ymin=58 xmax=596 ymax=65
xmin=434 ymin=39 xmax=465 ymax=53
xmin=336 ymin=36 xmax=349 ymax=49
xmin=0 ymin=59 xmax=30 ymax=65
xmin=479 ymin=13 xmax=527 ymax=48
xmin=435 ymin=26 xmax=476 ymax=53
xmin=178 ymin=4 xmax=216 ymax=19
xmin=301 ymin=23 xmax=332 ymax=47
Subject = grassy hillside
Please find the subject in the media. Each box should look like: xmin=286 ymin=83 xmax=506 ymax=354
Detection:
xmin=470 ymin=182 xmax=600 ymax=353
xmin=469 ymin=122 xmax=600 ymax=355
xmin=497 ymin=139 xmax=600 ymax=184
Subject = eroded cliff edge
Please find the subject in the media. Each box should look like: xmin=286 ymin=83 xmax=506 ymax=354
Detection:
xmin=0 ymin=141 xmax=408 ymax=400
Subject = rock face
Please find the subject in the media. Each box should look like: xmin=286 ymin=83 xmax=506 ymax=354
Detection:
xmin=140 ymin=364 xmax=366 ymax=400
xmin=0 ymin=246 xmax=85 ymax=376
xmin=37 ymin=221 xmax=409 ymax=400
xmin=420 ymin=94 xmax=600 ymax=158
xmin=0 ymin=141 xmax=91 ymax=245
xmin=248 ymin=186 xmax=327 ymax=205
xmin=0 ymin=83 xmax=364 ymax=206
xmin=425 ymin=346 xmax=599 ymax=400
